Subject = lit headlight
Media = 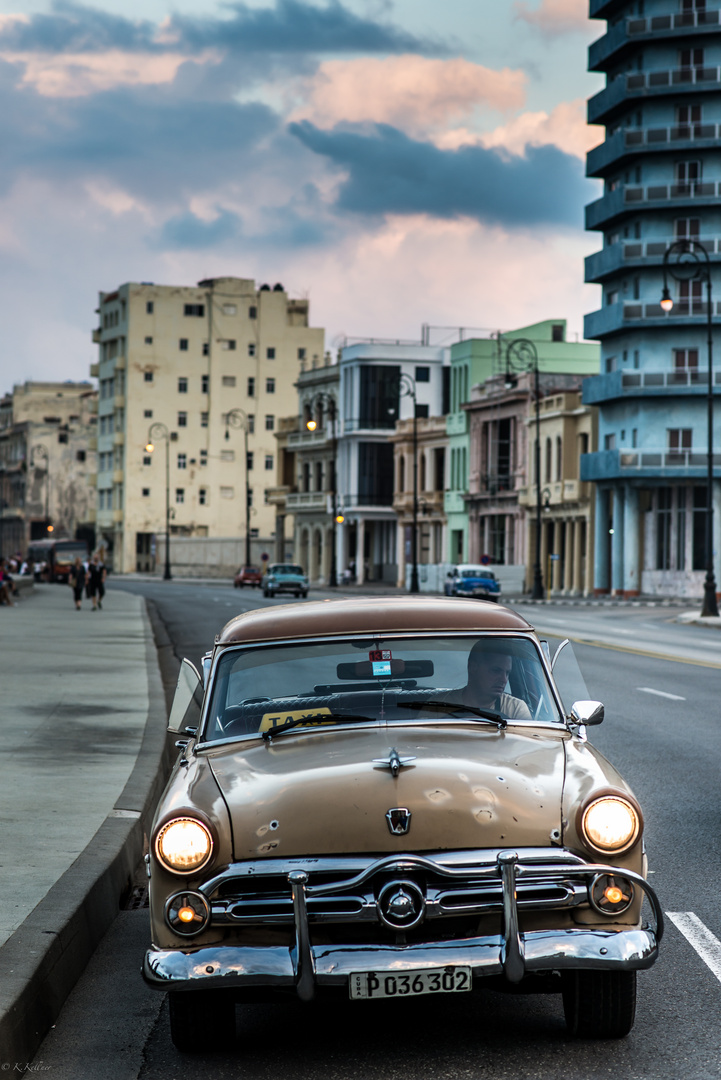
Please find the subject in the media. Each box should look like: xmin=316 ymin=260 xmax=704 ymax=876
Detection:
xmin=155 ymin=817 xmax=213 ymax=873
xmin=581 ymin=796 xmax=640 ymax=853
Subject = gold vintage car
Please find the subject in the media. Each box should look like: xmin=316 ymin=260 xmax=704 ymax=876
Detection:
xmin=143 ymin=597 xmax=662 ymax=1051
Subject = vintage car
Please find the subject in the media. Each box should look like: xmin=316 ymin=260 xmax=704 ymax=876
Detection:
xmin=262 ymin=563 xmax=308 ymax=598
xmin=233 ymin=566 xmax=263 ymax=589
xmin=445 ymin=564 xmax=502 ymax=602
xmin=143 ymin=597 xmax=662 ymax=1052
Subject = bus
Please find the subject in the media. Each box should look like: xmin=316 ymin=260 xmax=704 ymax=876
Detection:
xmin=27 ymin=538 xmax=89 ymax=583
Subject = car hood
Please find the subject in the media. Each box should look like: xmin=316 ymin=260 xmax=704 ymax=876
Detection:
xmin=206 ymin=724 xmax=566 ymax=859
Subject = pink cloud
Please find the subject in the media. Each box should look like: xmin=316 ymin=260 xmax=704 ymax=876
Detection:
xmin=514 ymin=0 xmax=589 ymax=34
xmin=289 ymin=55 xmax=527 ymax=133
xmin=432 ymin=100 xmax=600 ymax=161
xmin=1 ymin=49 xmax=220 ymax=97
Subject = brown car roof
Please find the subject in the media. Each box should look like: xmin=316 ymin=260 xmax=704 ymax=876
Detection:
xmin=217 ymin=596 xmax=534 ymax=646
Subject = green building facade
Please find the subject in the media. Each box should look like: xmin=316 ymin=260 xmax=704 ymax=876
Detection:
xmin=445 ymin=319 xmax=600 ymax=564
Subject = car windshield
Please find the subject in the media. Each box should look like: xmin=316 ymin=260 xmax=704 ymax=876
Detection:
xmin=271 ymin=565 xmax=303 ymax=574
xmin=461 ymin=569 xmax=493 ymax=579
xmin=202 ymin=634 xmax=562 ymax=742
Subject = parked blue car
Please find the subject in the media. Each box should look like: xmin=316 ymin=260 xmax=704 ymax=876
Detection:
xmin=445 ymin=564 xmax=501 ymax=602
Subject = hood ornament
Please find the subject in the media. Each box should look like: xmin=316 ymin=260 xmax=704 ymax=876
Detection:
xmin=372 ymin=748 xmax=416 ymax=777
xmin=386 ymin=807 xmax=412 ymax=835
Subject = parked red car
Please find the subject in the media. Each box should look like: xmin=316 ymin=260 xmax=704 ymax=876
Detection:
xmin=233 ymin=566 xmax=263 ymax=588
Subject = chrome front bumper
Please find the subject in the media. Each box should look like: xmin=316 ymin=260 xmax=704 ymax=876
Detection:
xmin=143 ymin=850 xmax=663 ymax=999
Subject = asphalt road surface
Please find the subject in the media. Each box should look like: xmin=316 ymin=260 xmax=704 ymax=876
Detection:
xmin=30 ymin=582 xmax=721 ymax=1079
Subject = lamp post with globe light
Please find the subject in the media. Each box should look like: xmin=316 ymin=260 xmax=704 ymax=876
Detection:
xmin=144 ymin=423 xmax=171 ymax=580
xmin=661 ymin=239 xmax=718 ymax=618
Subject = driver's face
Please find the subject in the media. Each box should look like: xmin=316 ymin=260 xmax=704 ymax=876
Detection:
xmin=468 ymin=653 xmax=512 ymax=702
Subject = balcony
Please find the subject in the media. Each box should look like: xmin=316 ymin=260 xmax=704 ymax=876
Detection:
xmin=590 ymin=10 xmax=721 ymax=71
xmin=447 ymin=412 xmax=468 ymax=437
xmin=265 ymin=484 xmax=294 ymax=507
xmin=287 ymin=429 xmax=332 ymax=450
xmin=92 ymin=328 xmax=101 ymax=344
xmin=581 ymin=447 xmax=721 ymax=482
xmin=588 ymin=67 xmax=721 ymax=125
xmin=286 ymin=491 xmax=329 ymax=512
xmin=587 ymin=123 xmax=721 ymax=177
xmin=584 ymin=368 xmax=721 ymax=404
xmin=585 ymin=237 xmax=721 ymax=283
xmin=89 ymin=362 xmax=99 ymax=377
xmin=584 ymin=299 xmax=721 ymax=339
xmin=586 ymin=181 xmax=721 ymax=232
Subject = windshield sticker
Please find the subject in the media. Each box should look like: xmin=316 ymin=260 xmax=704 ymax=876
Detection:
xmin=369 ymin=650 xmax=392 ymax=661
xmin=259 ymin=708 xmax=331 ymax=733
xmin=371 ymin=660 xmax=392 ymax=677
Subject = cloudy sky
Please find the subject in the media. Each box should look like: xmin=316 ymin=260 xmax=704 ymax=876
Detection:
xmin=0 ymin=0 xmax=605 ymax=390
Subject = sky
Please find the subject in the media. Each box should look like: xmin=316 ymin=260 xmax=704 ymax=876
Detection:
xmin=0 ymin=0 xmax=606 ymax=390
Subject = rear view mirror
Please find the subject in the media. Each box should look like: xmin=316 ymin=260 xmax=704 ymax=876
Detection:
xmin=336 ymin=659 xmax=435 ymax=680
xmin=168 ymin=658 xmax=204 ymax=733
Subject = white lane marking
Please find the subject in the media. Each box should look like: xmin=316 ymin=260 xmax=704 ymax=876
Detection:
xmin=637 ymin=687 xmax=686 ymax=700
xmin=668 ymin=912 xmax=721 ymax=982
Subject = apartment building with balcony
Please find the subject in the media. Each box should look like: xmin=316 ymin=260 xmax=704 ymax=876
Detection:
xmin=583 ymin=0 xmax=721 ymax=596
xmin=390 ymin=415 xmax=447 ymax=589
xmin=446 ymin=320 xmax=599 ymax=568
xmin=92 ymin=276 xmax=324 ymax=575
xmin=337 ymin=341 xmax=449 ymax=584
xmin=0 ymin=381 xmax=97 ymax=556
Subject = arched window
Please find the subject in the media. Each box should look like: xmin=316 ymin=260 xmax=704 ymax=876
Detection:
xmin=545 ymin=438 xmax=552 ymax=483
xmin=556 ymin=436 xmax=563 ymax=482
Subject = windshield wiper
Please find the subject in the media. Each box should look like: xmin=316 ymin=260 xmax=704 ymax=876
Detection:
xmin=262 ymin=712 xmax=374 ymax=742
xmin=396 ymin=701 xmax=507 ymax=728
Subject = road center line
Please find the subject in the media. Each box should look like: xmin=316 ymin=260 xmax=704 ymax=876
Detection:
xmin=667 ymin=912 xmax=721 ymax=982
xmin=637 ymin=687 xmax=686 ymax=700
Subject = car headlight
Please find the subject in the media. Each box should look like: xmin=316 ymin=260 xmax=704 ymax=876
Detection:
xmin=155 ymin=817 xmax=213 ymax=874
xmin=581 ymin=796 xmax=640 ymax=854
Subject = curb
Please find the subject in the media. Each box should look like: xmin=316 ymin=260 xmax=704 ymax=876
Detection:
xmin=0 ymin=599 xmax=174 ymax=1064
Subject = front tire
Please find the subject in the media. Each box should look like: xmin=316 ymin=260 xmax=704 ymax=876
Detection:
xmin=562 ymin=970 xmax=636 ymax=1039
xmin=168 ymin=990 xmax=236 ymax=1052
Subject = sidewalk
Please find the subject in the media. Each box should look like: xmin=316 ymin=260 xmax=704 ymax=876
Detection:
xmin=0 ymin=584 xmax=168 ymax=1062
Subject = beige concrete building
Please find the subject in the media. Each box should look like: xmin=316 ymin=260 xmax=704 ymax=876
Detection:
xmin=517 ymin=389 xmax=597 ymax=597
xmin=92 ymin=276 xmax=324 ymax=574
xmin=391 ymin=416 xmax=447 ymax=588
xmin=0 ymin=381 xmax=97 ymax=556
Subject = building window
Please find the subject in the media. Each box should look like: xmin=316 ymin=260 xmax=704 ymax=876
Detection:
xmin=247 ymin=414 xmax=255 ymax=433
xmin=184 ymin=304 xmax=205 ymax=317
xmin=674 ymin=348 xmax=699 ymax=373
xmin=175 ymin=488 xmax=185 ymax=503
xmin=144 ymin=337 xmax=153 ymax=346
xmin=178 ymin=412 xmax=187 ymax=427
xmin=199 ymin=488 xmax=207 ymax=505
xmin=222 ymin=303 xmax=237 ymax=315
xmin=76 ymin=449 xmax=86 ymax=462
xmin=247 ymin=377 xmax=255 ymax=397
xmin=266 ymin=347 xmax=276 ymax=360
xmin=178 ymin=377 xmax=188 ymax=392
xmin=266 ymin=378 xmax=276 ymax=393
xmin=415 ymin=404 xmax=429 ymax=419
xmin=201 ymin=374 xmax=209 ymax=393
xmin=221 ymin=339 xmax=236 ymax=351
xmin=220 ymin=486 xmax=234 ymax=498
xmin=199 ymin=450 xmax=208 ymax=466
xmin=200 ymin=412 xmax=208 ymax=427
xmin=58 ymin=432 xmax=68 ymax=444
xmin=668 ymin=428 xmax=692 ymax=454
xmin=202 ymin=342 xmax=209 ymax=356
xmin=144 ymin=409 xmax=153 ymax=418
xmin=179 ymin=339 xmax=188 ymax=352
xmin=177 ymin=453 xmax=187 ymax=469
xmin=265 ymin=454 xmax=274 ymax=470
xmin=249 ymin=305 xmax=257 ymax=318
xmin=146 ymin=301 xmax=154 ymax=314
xmin=142 ymin=487 xmax=150 ymax=497
xmin=604 ymin=433 xmax=616 ymax=451
xmin=265 ymin=414 xmax=275 ymax=431
xmin=143 ymin=454 xmax=152 ymax=466
xmin=556 ymin=436 xmax=563 ymax=482
xmin=222 ymin=375 xmax=237 ymax=387
xmin=551 ymin=323 xmax=565 ymax=342
xmin=247 ymin=451 xmax=254 ymax=470
xmin=298 ymin=347 xmax=306 ymax=361
xmin=248 ymin=343 xmax=256 ymax=357
xmin=605 ymin=355 xmax=616 ymax=374
xmin=415 ymin=366 xmax=430 ymax=382
xmin=144 ymin=370 xmax=153 ymax=382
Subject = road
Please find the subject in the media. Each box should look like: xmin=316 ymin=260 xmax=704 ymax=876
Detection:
xmin=30 ymin=583 xmax=721 ymax=1079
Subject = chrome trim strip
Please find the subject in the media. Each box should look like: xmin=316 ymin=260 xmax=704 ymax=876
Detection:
xmin=498 ymin=851 xmax=524 ymax=983
xmin=288 ymin=871 xmax=315 ymax=1002
xmin=143 ymin=927 xmax=659 ymax=992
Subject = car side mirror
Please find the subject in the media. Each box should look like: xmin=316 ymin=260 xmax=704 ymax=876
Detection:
xmin=569 ymin=700 xmax=604 ymax=726
xmin=168 ymin=657 xmax=204 ymax=733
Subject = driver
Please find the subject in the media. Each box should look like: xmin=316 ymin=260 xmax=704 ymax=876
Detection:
xmin=454 ymin=640 xmax=531 ymax=720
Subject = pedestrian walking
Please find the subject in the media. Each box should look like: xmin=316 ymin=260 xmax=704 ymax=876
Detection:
xmin=86 ymin=552 xmax=107 ymax=611
xmin=68 ymin=556 xmax=86 ymax=611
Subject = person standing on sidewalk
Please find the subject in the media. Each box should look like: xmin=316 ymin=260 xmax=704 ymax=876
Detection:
xmin=69 ymin=556 xmax=86 ymax=611
xmin=86 ymin=552 xmax=107 ymax=611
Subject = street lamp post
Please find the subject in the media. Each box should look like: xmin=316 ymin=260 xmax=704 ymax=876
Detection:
xmin=144 ymin=423 xmax=172 ymax=580
xmin=306 ymin=393 xmax=339 ymax=587
xmin=395 ymin=373 xmax=419 ymax=594
xmin=506 ymin=338 xmax=544 ymax=600
xmin=224 ymin=408 xmax=252 ymax=567
xmin=661 ymin=239 xmax=719 ymax=617
xmin=31 ymin=444 xmax=51 ymax=534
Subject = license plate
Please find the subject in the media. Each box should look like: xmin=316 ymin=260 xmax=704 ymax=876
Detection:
xmin=349 ymin=966 xmax=472 ymax=1000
